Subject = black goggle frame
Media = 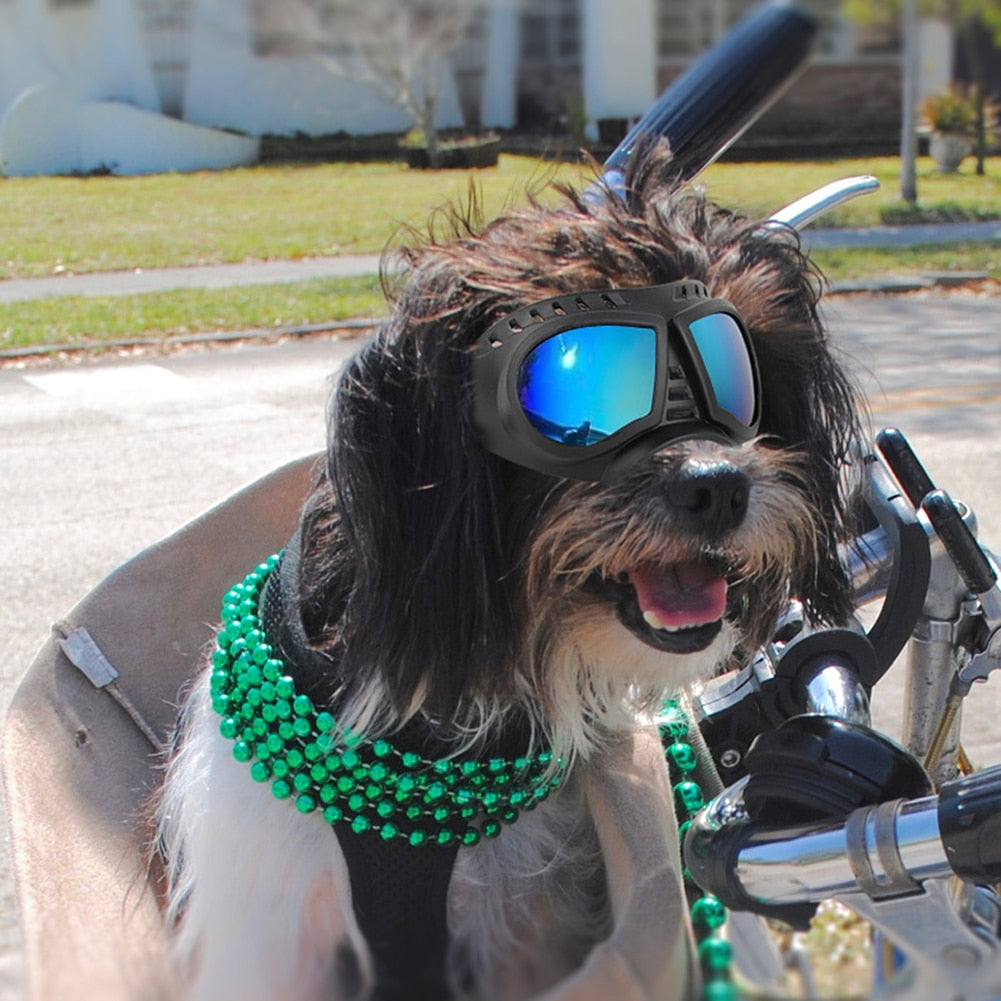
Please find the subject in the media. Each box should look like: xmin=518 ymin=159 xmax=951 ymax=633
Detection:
xmin=471 ymin=279 xmax=761 ymax=482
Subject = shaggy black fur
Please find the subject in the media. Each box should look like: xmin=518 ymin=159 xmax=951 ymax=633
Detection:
xmin=292 ymin=143 xmax=864 ymax=734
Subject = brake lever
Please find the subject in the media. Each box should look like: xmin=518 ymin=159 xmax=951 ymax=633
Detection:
xmin=921 ymin=488 xmax=1001 ymax=686
xmin=875 ymin=428 xmax=1001 ymax=684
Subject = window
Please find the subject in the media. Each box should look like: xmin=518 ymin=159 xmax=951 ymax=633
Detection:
xmin=656 ymin=0 xmax=873 ymax=61
xmin=521 ymin=0 xmax=579 ymax=65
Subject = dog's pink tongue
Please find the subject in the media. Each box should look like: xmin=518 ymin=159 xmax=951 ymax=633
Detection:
xmin=628 ymin=561 xmax=728 ymax=630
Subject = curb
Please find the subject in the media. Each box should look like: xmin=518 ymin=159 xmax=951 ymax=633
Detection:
xmin=829 ymin=271 xmax=992 ymax=295
xmin=0 ymin=318 xmax=378 ymax=365
xmin=0 ymin=272 xmax=994 ymax=366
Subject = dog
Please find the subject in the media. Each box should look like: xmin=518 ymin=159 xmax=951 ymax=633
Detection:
xmin=154 ymin=145 xmax=864 ymax=1001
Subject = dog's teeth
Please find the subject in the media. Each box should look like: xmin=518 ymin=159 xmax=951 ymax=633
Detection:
xmin=643 ymin=609 xmax=665 ymax=630
xmin=642 ymin=609 xmax=716 ymax=634
xmin=643 ymin=609 xmax=680 ymax=632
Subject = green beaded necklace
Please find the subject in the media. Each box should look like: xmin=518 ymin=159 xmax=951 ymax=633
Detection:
xmin=212 ymin=558 xmax=733 ymax=994
xmin=661 ymin=699 xmax=736 ymax=1001
xmin=210 ymin=555 xmax=565 ymax=849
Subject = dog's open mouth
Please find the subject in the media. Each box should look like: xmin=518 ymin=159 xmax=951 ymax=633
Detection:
xmin=606 ymin=558 xmax=730 ymax=654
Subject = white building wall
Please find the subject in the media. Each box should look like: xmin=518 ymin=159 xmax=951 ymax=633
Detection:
xmin=1 ymin=0 xmax=482 ymax=174
xmin=76 ymin=0 xmax=161 ymax=109
xmin=22 ymin=0 xmax=160 ymax=108
xmin=582 ymin=0 xmax=656 ymax=124
xmin=479 ymin=2 xmax=520 ymax=128
xmin=3 ymin=0 xmax=948 ymax=175
xmin=0 ymin=0 xmax=40 ymax=112
xmin=918 ymin=17 xmax=954 ymax=105
xmin=0 ymin=0 xmax=258 ymax=174
xmin=0 ymin=0 xmax=157 ymax=111
xmin=182 ymin=0 xmax=466 ymax=136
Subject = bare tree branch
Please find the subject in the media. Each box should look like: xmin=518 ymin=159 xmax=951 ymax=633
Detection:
xmin=252 ymin=0 xmax=482 ymax=167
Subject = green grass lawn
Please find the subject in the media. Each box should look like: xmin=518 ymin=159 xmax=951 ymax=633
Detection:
xmin=702 ymin=155 xmax=1001 ymax=227
xmin=0 ymin=156 xmax=585 ymax=279
xmin=813 ymin=241 xmax=1001 ymax=285
xmin=3 ymin=154 xmax=999 ymax=278
xmin=1 ymin=153 xmax=998 ymax=353
xmin=0 ymin=276 xmax=387 ymax=354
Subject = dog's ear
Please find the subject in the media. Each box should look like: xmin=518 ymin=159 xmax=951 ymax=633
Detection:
xmin=323 ymin=322 xmax=523 ymax=721
xmin=754 ymin=324 xmax=864 ymax=628
xmin=694 ymin=214 xmax=866 ymax=632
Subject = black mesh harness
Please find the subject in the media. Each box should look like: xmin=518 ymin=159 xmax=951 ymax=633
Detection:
xmin=259 ymin=543 xmax=461 ymax=1001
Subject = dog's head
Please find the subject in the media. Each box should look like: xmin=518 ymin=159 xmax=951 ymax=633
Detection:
xmin=298 ymin=146 xmax=864 ymax=754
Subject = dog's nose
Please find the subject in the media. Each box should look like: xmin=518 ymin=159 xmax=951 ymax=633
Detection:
xmin=666 ymin=459 xmax=750 ymax=536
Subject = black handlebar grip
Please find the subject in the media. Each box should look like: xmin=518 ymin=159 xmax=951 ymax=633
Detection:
xmin=876 ymin=427 xmax=937 ymax=508
xmin=862 ymin=458 xmax=932 ymax=679
xmin=603 ymin=2 xmax=818 ymax=183
xmin=921 ymin=489 xmax=997 ymax=596
xmin=938 ymin=764 xmax=1001 ymax=884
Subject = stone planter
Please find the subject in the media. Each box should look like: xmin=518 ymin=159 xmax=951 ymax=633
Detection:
xmin=404 ymin=136 xmax=501 ymax=170
xmin=929 ymin=132 xmax=972 ymax=173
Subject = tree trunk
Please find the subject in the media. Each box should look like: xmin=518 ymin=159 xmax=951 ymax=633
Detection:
xmin=415 ymin=49 xmax=443 ymax=170
xmin=962 ymin=16 xmax=988 ymax=176
xmin=421 ymin=100 xmax=441 ymax=170
xmin=899 ymin=0 xmax=919 ymax=204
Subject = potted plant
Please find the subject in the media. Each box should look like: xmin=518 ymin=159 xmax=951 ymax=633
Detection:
xmin=920 ymin=85 xmax=982 ymax=172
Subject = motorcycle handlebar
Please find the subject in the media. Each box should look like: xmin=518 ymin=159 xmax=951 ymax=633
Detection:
xmin=601 ymin=2 xmax=817 ymax=190
xmin=684 ymin=765 xmax=1001 ymax=911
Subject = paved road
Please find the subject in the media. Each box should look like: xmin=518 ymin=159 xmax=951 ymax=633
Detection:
xmin=822 ymin=291 xmax=1001 ymax=762
xmin=0 ymin=332 xmax=362 ymax=997
xmin=2 ymin=289 xmax=1001 ymax=996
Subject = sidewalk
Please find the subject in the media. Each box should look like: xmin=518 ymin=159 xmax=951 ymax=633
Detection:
xmin=1 ymin=221 xmax=998 ymax=304
xmin=806 ymin=219 xmax=1001 ymax=249
xmin=0 ymin=254 xmax=384 ymax=304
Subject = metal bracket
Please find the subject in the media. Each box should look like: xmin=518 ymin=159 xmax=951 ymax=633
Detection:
xmin=53 ymin=622 xmax=164 ymax=754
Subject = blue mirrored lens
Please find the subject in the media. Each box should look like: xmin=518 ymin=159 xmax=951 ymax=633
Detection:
xmin=518 ymin=324 xmax=657 ymax=446
xmin=688 ymin=313 xmax=756 ymax=426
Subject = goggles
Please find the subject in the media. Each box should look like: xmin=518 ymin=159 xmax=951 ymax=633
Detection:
xmin=472 ymin=279 xmax=760 ymax=482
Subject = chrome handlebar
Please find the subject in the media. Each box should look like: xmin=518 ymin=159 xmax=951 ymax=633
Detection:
xmin=685 ymin=766 xmax=1001 ymax=1000
xmin=686 ymin=765 xmax=1001 ymax=909
xmin=683 ymin=427 xmax=1001 ymax=998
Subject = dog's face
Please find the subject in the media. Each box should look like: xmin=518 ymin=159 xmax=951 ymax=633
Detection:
xmin=298 ymin=149 xmax=863 ymax=755
xmin=521 ymin=437 xmax=818 ymax=709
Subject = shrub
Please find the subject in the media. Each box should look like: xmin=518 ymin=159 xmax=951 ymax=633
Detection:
xmin=920 ymin=84 xmax=997 ymax=138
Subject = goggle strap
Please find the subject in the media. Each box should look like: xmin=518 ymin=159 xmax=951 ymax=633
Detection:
xmin=489 ymin=281 xmax=712 ymax=351
xmin=666 ymin=358 xmax=699 ymax=423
